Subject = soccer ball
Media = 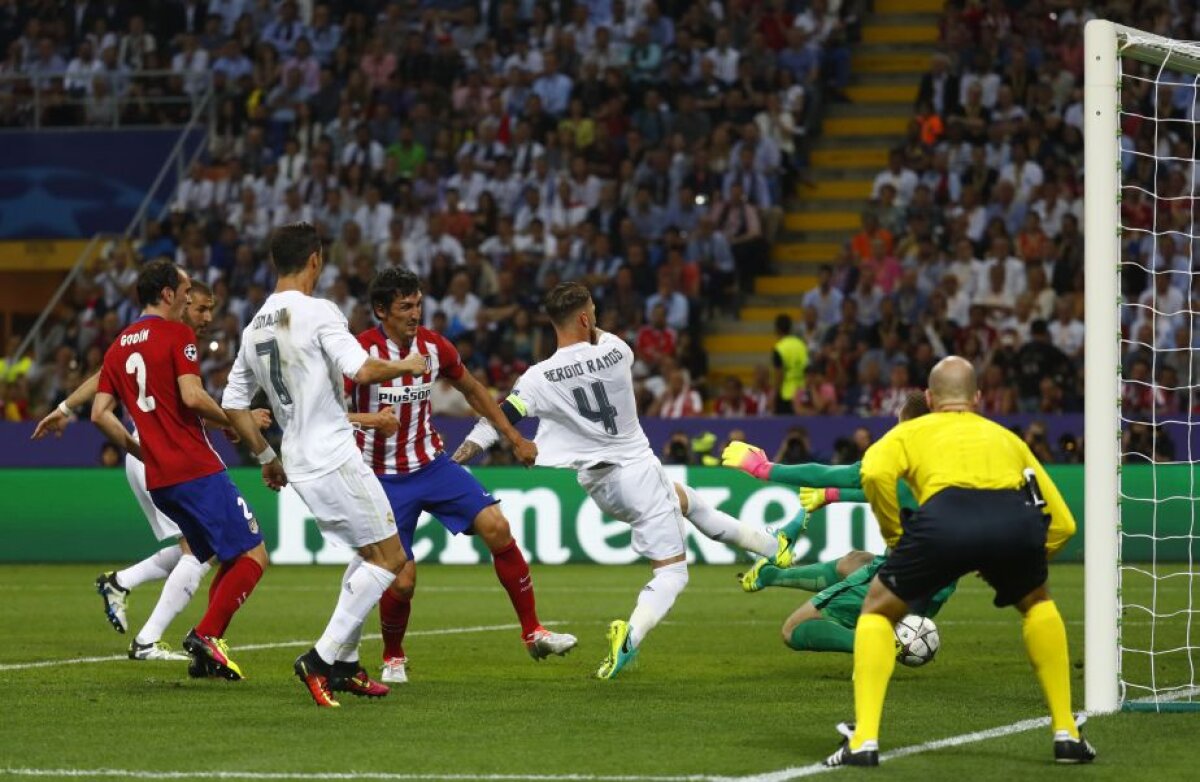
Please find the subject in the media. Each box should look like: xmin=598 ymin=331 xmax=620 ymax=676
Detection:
xmin=894 ymin=614 xmax=940 ymax=667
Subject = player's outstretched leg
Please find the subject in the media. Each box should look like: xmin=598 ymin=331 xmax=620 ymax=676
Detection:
xmin=95 ymin=544 xmax=185 ymax=634
xmin=471 ymin=506 xmax=576 ymax=659
xmin=782 ymin=603 xmax=855 ymax=653
xmin=675 ymin=484 xmax=776 ymax=559
xmin=95 ymin=572 xmax=130 ymax=634
xmin=772 ymin=508 xmax=808 ymax=568
xmin=597 ymin=559 xmax=688 ymax=680
xmin=129 ymin=553 xmax=209 ymax=661
xmin=183 ymin=546 xmax=267 ymax=681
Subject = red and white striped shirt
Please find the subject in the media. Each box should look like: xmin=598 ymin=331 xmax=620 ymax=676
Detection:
xmin=347 ymin=325 xmax=465 ymax=475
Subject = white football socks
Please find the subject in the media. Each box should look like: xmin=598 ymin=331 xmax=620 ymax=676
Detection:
xmin=335 ymin=556 xmax=365 ymax=663
xmin=115 ymin=544 xmax=183 ymax=591
xmin=135 ymin=554 xmax=209 ymax=645
xmin=314 ymin=559 xmax=395 ymax=665
xmin=628 ymin=561 xmax=689 ymax=648
xmin=680 ymin=485 xmax=776 ymax=559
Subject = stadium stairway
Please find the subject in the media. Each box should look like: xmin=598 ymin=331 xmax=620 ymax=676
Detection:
xmin=703 ymin=0 xmax=942 ymax=389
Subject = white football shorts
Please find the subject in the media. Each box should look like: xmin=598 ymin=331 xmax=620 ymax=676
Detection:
xmin=290 ymin=455 xmax=398 ymax=549
xmin=125 ymin=454 xmax=182 ymax=542
xmin=576 ymin=451 xmax=686 ymax=561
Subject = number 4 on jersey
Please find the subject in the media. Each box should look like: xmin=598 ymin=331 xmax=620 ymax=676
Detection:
xmin=572 ymin=382 xmax=618 ymax=436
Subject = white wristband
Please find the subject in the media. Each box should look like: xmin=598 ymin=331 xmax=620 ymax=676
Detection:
xmin=57 ymin=401 xmax=73 ymax=418
xmin=255 ymin=446 xmax=278 ymax=465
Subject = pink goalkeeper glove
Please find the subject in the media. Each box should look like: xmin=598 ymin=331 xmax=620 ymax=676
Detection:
xmin=720 ymin=441 xmax=774 ymax=481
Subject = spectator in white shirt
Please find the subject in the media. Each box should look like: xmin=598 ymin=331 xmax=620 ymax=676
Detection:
xmin=1048 ymin=298 xmax=1086 ymax=359
xmin=353 ymin=185 xmax=394 ymax=244
xmin=439 ymin=271 xmax=482 ymax=340
xmin=801 ymin=264 xmax=844 ymax=330
xmin=341 ymin=124 xmax=385 ymax=173
xmin=64 ymin=40 xmax=102 ymax=95
xmin=251 ymin=162 xmax=291 ymax=211
xmin=444 ymin=155 xmax=489 ymax=211
xmin=704 ymin=27 xmax=739 ymax=85
xmin=942 ymin=273 xmax=972 ymax=326
xmin=998 ymin=143 xmax=1044 ymax=204
xmin=226 ymin=189 xmax=271 ymax=246
xmin=174 ymin=163 xmax=214 ymax=214
xmin=872 ymin=149 xmax=920 ymax=208
xmin=170 ymin=35 xmax=209 ymax=96
xmin=272 ymin=187 xmax=314 ymax=230
xmin=1134 ymin=273 xmax=1187 ymax=350
xmin=411 ymin=215 xmax=466 ymax=276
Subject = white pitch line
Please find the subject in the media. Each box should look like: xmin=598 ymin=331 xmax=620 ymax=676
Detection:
xmin=0 ymin=624 xmax=526 ymax=673
xmin=0 ymin=771 xmax=737 ymax=782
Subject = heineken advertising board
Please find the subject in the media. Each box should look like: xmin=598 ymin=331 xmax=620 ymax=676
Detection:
xmin=0 ymin=465 xmax=1194 ymax=563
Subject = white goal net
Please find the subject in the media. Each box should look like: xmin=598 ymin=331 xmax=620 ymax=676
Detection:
xmin=1086 ymin=20 xmax=1200 ymax=713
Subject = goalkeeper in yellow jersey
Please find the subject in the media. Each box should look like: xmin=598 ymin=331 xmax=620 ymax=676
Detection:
xmin=722 ymin=392 xmax=956 ymax=657
xmin=818 ymin=356 xmax=1092 ymax=767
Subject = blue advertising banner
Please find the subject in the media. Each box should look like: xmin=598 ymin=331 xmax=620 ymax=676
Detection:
xmin=0 ymin=414 xmax=1086 ymax=468
xmin=0 ymin=129 xmax=203 ymax=239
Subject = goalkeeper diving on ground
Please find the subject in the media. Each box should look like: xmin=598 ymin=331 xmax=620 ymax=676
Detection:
xmin=722 ymin=391 xmax=955 ymax=657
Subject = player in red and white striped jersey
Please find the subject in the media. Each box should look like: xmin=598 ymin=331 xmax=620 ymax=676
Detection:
xmin=346 ymin=268 xmax=576 ymax=683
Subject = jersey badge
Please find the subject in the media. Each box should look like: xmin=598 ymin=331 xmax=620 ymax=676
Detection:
xmin=184 ymin=343 xmax=198 ymax=362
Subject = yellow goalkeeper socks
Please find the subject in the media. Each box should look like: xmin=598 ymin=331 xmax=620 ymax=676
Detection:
xmin=851 ymin=612 xmax=896 ymax=750
xmin=1022 ymin=600 xmax=1079 ymax=739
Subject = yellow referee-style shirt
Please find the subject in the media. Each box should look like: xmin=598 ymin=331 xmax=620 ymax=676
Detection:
xmin=860 ymin=411 xmax=1076 ymax=557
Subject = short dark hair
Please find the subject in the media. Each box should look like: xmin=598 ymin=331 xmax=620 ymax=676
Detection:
xmin=368 ymin=267 xmax=422 ymax=318
xmin=774 ymin=313 xmax=793 ymax=334
xmin=270 ymin=222 xmax=321 ymax=276
xmin=136 ymin=259 xmax=183 ymax=307
xmin=899 ymin=391 xmax=930 ymax=422
xmin=189 ymin=279 xmax=213 ymax=298
xmin=544 ymin=281 xmax=592 ymax=326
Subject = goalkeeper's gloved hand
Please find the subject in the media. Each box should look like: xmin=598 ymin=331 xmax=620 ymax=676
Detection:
xmin=720 ymin=441 xmax=773 ymax=481
xmin=799 ymin=486 xmax=841 ymax=513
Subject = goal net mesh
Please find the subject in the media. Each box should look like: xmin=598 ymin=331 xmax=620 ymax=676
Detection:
xmin=1115 ymin=30 xmax=1200 ymax=711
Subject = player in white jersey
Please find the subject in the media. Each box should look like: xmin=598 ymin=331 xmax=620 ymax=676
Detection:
xmin=454 ymin=282 xmax=779 ymax=679
xmin=31 ymin=281 xmax=270 ymax=662
xmin=222 ymin=222 xmax=426 ymax=708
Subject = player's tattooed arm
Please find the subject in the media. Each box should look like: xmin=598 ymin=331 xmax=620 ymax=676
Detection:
xmin=449 ymin=371 xmax=537 ymax=466
xmin=90 ymin=391 xmax=142 ymax=460
xmin=451 ymin=440 xmax=484 ymax=464
xmin=32 ymin=370 xmax=102 ymax=439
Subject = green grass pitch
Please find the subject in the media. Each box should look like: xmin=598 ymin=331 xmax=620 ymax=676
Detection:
xmin=0 ymin=562 xmax=1196 ymax=781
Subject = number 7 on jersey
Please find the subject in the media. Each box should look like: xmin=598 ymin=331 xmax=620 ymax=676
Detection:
xmin=255 ymin=339 xmax=293 ymax=404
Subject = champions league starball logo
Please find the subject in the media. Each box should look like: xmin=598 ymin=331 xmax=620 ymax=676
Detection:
xmin=0 ymin=165 xmax=150 ymax=238
xmin=184 ymin=344 xmax=198 ymax=362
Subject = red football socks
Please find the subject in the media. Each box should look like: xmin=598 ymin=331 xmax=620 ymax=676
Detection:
xmin=380 ymin=586 xmax=412 ymax=661
xmin=492 ymin=540 xmax=540 ymax=638
xmin=196 ymin=556 xmax=263 ymax=638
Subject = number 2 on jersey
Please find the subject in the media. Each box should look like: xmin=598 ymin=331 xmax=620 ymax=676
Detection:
xmin=255 ymin=339 xmax=293 ymax=404
xmin=572 ymin=381 xmax=618 ymax=435
xmin=125 ymin=352 xmax=156 ymax=412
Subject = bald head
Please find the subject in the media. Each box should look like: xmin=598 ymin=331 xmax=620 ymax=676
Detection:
xmin=927 ymin=356 xmax=979 ymax=411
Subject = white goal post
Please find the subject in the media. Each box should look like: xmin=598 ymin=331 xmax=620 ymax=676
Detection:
xmin=1085 ymin=19 xmax=1200 ymax=714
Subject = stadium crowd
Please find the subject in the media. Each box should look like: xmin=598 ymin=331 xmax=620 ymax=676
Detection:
xmin=0 ymin=1 xmax=1175 ymax=466
xmin=0 ymin=0 xmax=854 ymax=425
